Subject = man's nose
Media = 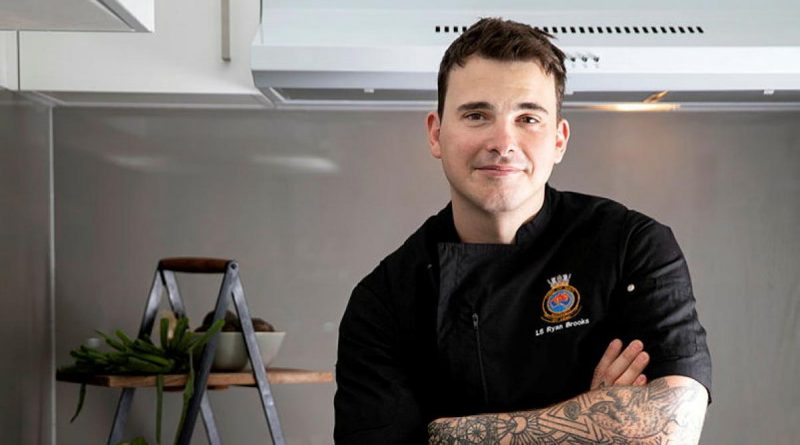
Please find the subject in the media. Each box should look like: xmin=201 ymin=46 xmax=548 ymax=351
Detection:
xmin=487 ymin=121 xmax=518 ymax=156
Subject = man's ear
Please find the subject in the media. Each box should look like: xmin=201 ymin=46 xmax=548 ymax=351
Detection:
xmin=554 ymin=117 xmax=570 ymax=164
xmin=426 ymin=111 xmax=443 ymax=159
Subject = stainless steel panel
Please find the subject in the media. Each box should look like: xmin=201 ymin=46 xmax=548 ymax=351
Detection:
xmin=0 ymin=90 xmax=54 ymax=445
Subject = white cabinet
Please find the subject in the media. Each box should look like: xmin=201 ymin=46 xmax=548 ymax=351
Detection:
xmin=18 ymin=0 xmax=260 ymax=96
xmin=0 ymin=31 xmax=18 ymax=90
xmin=0 ymin=0 xmax=153 ymax=32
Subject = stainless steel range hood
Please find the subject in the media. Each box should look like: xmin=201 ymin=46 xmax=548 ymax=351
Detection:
xmin=251 ymin=2 xmax=800 ymax=110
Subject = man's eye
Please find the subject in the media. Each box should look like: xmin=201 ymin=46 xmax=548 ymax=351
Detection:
xmin=464 ymin=113 xmax=485 ymax=121
xmin=519 ymin=116 xmax=540 ymax=124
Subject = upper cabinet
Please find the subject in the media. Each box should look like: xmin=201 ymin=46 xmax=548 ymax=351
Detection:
xmin=0 ymin=31 xmax=18 ymax=90
xmin=16 ymin=0 xmax=261 ymax=96
xmin=0 ymin=0 xmax=153 ymax=32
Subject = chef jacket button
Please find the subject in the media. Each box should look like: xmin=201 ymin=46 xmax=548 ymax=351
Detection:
xmin=626 ymin=283 xmax=635 ymax=292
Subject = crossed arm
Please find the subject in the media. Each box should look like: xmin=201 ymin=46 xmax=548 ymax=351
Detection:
xmin=427 ymin=340 xmax=708 ymax=445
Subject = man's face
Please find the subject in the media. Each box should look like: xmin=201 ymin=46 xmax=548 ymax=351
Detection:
xmin=426 ymin=56 xmax=570 ymax=217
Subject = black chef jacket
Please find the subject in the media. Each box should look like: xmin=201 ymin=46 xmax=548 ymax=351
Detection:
xmin=334 ymin=185 xmax=712 ymax=445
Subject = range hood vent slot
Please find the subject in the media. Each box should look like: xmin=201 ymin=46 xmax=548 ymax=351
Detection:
xmin=542 ymin=25 xmax=704 ymax=35
xmin=434 ymin=25 xmax=469 ymax=33
xmin=434 ymin=24 xmax=705 ymax=35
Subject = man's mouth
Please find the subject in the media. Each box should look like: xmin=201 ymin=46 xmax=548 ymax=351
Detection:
xmin=475 ymin=165 xmax=525 ymax=176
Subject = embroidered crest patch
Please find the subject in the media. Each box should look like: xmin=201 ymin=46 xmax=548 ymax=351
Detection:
xmin=541 ymin=273 xmax=581 ymax=323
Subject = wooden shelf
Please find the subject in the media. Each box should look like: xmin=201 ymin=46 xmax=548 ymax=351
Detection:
xmin=57 ymin=368 xmax=333 ymax=389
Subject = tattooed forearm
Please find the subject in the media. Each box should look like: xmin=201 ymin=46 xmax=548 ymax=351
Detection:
xmin=427 ymin=377 xmax=707 ymax=445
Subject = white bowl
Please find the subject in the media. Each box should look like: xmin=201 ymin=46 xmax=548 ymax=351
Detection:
xmin=210 ymin=332 xmax=285 ymax=372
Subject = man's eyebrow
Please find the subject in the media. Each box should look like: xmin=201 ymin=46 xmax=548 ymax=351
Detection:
xmin=455 ymin=101 xmax=550 ymax=114
xmin=518 ymin=102 xmax=549 ymax=114
xmin=456 ymin=101 xmax=493 ymax=112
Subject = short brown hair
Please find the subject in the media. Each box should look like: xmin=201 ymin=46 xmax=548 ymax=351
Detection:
xmin=437 ymin=17 xmax=567 ymax=120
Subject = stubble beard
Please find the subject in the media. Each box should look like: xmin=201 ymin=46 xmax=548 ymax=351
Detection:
xmin=453 ymin=175 xmax=531 ymax=217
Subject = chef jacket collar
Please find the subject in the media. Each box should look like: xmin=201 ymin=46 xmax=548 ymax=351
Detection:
xmin=431 ymin=183 xmax=555 ymax=247
xmin=514 ymin=183 xmax=554 ymax=245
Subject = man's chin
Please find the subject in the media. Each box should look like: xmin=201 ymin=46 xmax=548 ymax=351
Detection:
xmin=463 ymin=190 xmax=543 ymax=217
xmin=472 ymin=196 xmax=526 ymax=215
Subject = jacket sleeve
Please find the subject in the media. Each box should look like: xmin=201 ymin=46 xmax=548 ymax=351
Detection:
xmin=613 ymin=212 xmax=713 ymax=400
xmin=334 ymin=279 xmax=426 ymax=444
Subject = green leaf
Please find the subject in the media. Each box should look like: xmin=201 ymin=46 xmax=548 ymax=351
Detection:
xmin=176 ymin=331 xmax=197 ymax=352
xmin=156 ymin=374 xmax=163 ymax=445
xmin=69 ymin=383 xmax=87 ymax=423
xmin=97 ymin=330 xmax=126 ymax=351
xmin=187 ymin=319 xmax=225 ymax=353
xmin=126 ymin=357 xmax=169 ymax=374
xmin=169 ymin=318 xmax=189 ymax=351
xmin=115 ymin=330 xmax=134 ymax=348
xmin=131 ymin=338 xmax=163 ymax=355
xmin=132 ymin=352 xmax=172 ymax=368
xmin=160 ymin=318 xmax=169 ymax=350
xmin=172 ymin=349 xmax=195 ymax=445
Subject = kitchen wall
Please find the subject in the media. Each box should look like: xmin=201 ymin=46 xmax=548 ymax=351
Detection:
xmin=0 ymin=90 xmax=54 ymax=444
xmin=52 ymin=107 xmax=800 ymax=444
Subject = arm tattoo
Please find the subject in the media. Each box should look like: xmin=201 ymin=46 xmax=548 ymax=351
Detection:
xmin=428 ymin=379 xmax=706 ymax=445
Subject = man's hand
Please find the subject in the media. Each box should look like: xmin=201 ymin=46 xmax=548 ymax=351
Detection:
xmin=590 ymin=339 xmax=649 ymax=390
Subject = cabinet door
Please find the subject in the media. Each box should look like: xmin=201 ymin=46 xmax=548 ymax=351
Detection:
xmin=0 ymin=31 xmax=18 ymax=90
xmin=0 ymin=0 xmax=153 ymax=32
xmin=19 ymin=0 xmax=259 ymax=94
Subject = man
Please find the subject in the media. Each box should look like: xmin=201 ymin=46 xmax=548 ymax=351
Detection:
xmin=334 ymin=18 xmax=711 ymax=444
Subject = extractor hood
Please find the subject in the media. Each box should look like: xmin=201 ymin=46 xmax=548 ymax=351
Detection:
xmin=1 ymin=0 xmax=154 ymax=32
xmin=251 ymin=2 xmax=800 ymax=110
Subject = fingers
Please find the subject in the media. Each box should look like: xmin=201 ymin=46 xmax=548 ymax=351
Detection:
xmin=606 ymin=340 xmax=649 ymax=386
xmin=614 ymin=346 xmax=649 ymax=386
xmin=591 ymin=339 xmax=622 ymax=389
xmin=591 ymin=339 xmax=650 ymax=389
xmin=597 ymin=339 xmax=623 ymax=375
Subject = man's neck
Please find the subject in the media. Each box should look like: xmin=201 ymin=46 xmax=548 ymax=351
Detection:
xmin=451 ymin=193 xmax=545 ymax=244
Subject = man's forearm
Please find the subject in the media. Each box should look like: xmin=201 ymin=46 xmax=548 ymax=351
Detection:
xmin=427 ymin=376 xmax=707 ymax=445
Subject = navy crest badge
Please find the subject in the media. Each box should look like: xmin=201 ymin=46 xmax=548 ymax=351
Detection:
xmin=541 ymin=273 xmax=581 ymax=323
